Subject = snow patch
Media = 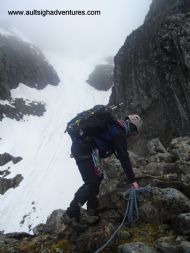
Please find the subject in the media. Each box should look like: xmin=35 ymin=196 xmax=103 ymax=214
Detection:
xmin=0 ymin=53 xmax=111 ymax=233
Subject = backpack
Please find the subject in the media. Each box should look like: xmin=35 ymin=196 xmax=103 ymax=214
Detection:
xmin=65 ymin=105 xmax=116 ymax=141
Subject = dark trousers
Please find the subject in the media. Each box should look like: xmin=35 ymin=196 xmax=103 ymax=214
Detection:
xmin=66 ymin=141 xmax=103 ymax=219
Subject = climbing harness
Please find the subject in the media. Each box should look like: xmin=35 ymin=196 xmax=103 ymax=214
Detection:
xmin=94 ymin=185 xmax=152 ymax=253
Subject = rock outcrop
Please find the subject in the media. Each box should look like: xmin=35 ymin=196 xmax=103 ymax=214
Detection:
xmin=0 ymin=137 xmax=190 ymax=252
xmin=110 ymin=0 xmax=190 ymax=155
xmin=87 ymin=57 xmax=114 ymax=91
xmin=0 ymin=98 xmax=46 ymax=120
xmin=0 ymin=33 xmax=60 ymax=99
xmin=0 ymin=174 xmax=23 ymax=195
xmin=0 ymin=32 xmax=59 ymax=121
xmin=87 ymin=64 xmax=113 ymax=91
xmin=0 ymin=153 xmax=23 ymax=194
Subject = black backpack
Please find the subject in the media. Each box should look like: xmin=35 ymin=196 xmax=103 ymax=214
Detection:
xmin=65 ymin=105 xmax=116 ymax=141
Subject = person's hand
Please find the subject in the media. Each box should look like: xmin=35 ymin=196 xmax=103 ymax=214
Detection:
xmin=131 ymin=181 xmax=139 ymax=189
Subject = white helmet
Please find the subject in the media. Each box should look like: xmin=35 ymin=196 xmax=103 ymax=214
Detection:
xmin=128 ymin=114 xmax=142 ymax=133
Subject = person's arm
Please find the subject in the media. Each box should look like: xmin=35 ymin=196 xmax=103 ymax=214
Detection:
xmin=112 ymin=128 xmax=138 ymax=186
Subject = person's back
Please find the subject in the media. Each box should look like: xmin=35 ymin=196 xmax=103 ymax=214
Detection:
xmin=62 ymin=107 xmax=142 ymax=226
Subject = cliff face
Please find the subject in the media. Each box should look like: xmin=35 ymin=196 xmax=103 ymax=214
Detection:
xmin=110 ymin=0 xmax=190 ymax=154
xmin=0 ymin=34 xmax=60 ymax=99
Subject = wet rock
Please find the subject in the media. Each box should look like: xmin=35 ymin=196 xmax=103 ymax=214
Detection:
xmin=118 ymin=242 xmax=156 ymax=253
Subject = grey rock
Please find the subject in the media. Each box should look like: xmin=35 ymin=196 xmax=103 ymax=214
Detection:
xmin=33 ymin=209 xmax=66 ymax=235
xmin=174 ymin=213 xmax=190 ymax=235
xmin=139 ymin=187 xmax=190 ymax=224
xmin=46 ymin=209 xmax=65 ymax=227
xmin=87 ymin=64 xmax=113 ymax=91
xmin=0 ymin=174 xmax=23 ymax=194
xmin=0 ymin=169 xmax=10 ymax=177
xmin=0 ymin=153 xmax=22 ymax=166
xmin=110 ymin=0 xmax=190 ymax=155
xmin=118 ymin=242 xmax=156 ymax=253
xmin=147 ymin=153 xmax=175 ymax=163
xmin=147 ymin=138 xmax=167 ymax=155
xmin=12 ymin=156 xmax=23 ymax=164
xmin=169 ymin=137 xmax=190 ymax=161
xmin=0 ymin=98 xmax=46 ymax=121
xmin=5 ymin=232 xmax=33 ymax=239
xmin=117 ymin=230 xmax=131 ymax=241
xmin=156 ymin=241 xmax=190 ymax=253
xmin=33 ymin=223 xmax=53 ymax=236
xmin=180 ymin=241 xmax=190 ymax=253
xmin=156 ymin=235 xmax=177 ymax=243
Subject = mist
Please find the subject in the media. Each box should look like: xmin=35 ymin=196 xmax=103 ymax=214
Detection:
xmin=0 ymin=0 xmax=153 ymax=233
xmin=1 ymin=0 xmax=152 ymax=59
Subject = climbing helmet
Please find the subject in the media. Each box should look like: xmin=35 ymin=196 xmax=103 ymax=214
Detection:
xmin=128 ymin=114 xmax=142 ymax=133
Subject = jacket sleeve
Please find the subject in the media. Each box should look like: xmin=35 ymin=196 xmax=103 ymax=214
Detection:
xmin=112 ymin=128 xmax=135 ymax=183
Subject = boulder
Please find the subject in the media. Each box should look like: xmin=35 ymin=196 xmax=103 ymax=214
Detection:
xmin=173 ymin=213 xmax=190 ymax=236
xmin=156 ymin=241 xmax=190 ymax=253
xmin=139 ymin=188 xmax=190 ymax=224
xmin=118 ymin=242 xmax=156 ymax=253
xmin=147 ymin=138 xmax=167 ymax=155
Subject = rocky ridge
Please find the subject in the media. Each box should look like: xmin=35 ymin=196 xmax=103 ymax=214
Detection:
xmin=0 ymin=137 xmax=190 ymax=252
xmin=0 ymin=33 xmax=59 ymax=100
xmin=109 ymin=0 xmax=190 ymax=155
xmin=0 ymin=31 xmax=59 ymax=122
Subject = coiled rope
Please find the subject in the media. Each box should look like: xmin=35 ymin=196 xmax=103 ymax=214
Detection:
xmin=94 ymin=185 xmax=152 ymax=253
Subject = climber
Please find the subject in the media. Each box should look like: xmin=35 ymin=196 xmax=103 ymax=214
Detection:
xmin=62 ymin=111 xmax=142 ymax=226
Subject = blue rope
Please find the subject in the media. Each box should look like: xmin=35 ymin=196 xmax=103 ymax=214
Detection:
xmin=93 ymin=185 xmax=152 ymax=253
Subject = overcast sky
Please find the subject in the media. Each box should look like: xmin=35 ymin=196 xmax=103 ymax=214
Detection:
xmin=1 ymin=0 xmax=152 ymax=59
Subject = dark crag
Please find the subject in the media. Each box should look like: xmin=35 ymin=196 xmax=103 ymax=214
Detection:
xmin=110 ymin=0 xmax=190 ymax=155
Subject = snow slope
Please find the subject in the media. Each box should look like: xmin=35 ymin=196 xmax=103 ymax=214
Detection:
xmin=0 ymin=53 xmax=111 ymax=233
